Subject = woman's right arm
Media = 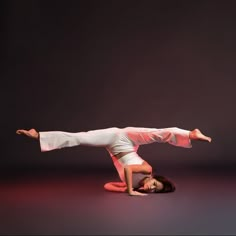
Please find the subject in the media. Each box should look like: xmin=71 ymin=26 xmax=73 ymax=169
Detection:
xmin=124 ymin=164 xmax=150 ymax=196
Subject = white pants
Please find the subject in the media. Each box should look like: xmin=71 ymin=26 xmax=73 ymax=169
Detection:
xmin=39 ymin=127 xmax=192 ymax=153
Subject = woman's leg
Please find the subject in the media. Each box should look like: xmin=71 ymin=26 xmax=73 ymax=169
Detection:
xmin=125 ymin=127 xmax=211 ymax=148
xmin=16 ymin=127 xmax=120 ymax=152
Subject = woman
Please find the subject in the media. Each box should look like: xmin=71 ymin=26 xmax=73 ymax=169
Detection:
xmin=16 ymin=126 xmax=212 ymax=196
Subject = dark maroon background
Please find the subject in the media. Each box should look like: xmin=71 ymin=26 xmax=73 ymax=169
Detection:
xmin=2 ymin=0 xmax=236 ymax=172
xmin=1 ymin=1 xmax=236 ymax=235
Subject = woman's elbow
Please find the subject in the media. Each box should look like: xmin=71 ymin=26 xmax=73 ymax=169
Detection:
xmin=104 ymin=182 xmax=111 ymax=191
xmin=142 ymin=162 xmax=152 ymax=173
xmin=146 ymin=165 xmax=152 ymax=174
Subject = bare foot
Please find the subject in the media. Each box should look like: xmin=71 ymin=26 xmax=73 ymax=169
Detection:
xmin=16 ymin=129 xmax=39 ymax=139
xmin=189 ymin=129 xmax=212 ymax=143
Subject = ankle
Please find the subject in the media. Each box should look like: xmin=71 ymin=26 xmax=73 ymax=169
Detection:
xmin=189 ymin=130 xmax=195 ymax=140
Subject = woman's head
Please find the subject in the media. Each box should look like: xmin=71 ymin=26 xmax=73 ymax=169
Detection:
xmin=152 ymin=175 xmax=176 ymax=193
xmin=138 ymin=175 xmax=176 ymax=193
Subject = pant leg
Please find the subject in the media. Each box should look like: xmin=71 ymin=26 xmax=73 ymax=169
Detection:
xmin=125 ymin=127 xmax=192 ymax=148
xmin=39 ymin=127 xmax=119 ymax=152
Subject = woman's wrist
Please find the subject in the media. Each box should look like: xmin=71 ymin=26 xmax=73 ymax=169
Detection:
xmin=128 ymin=188 xmax=134 ymax=194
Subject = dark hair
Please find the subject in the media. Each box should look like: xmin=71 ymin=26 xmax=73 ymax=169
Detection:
xmin=152 ymin=175 xmax=176 ymax=193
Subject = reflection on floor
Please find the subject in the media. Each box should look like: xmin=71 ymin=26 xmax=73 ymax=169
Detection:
xmin=0 ymin=165 xmax=236 ymax=235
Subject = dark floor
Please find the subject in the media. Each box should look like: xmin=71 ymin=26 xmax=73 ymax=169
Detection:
xmin=0 ymin=165 xmax=236 ymax=235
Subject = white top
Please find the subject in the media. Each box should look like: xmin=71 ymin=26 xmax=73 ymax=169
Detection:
xmin=111 ymin=152 xmax=151 ymax=187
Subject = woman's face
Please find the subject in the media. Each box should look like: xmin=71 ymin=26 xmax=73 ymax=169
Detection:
xmin=142 ymin=177 xmax=164 ymax=193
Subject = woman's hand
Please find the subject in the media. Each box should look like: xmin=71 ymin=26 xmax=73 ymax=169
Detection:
xmin=128 ymin=190 xmax=148 ymax=196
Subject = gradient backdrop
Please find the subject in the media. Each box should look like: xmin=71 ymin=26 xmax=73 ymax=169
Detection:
xmin=3 ymin=0 xmax=235 ymax=170
xmin=1 ymin=0 xmax=236 ymax=234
